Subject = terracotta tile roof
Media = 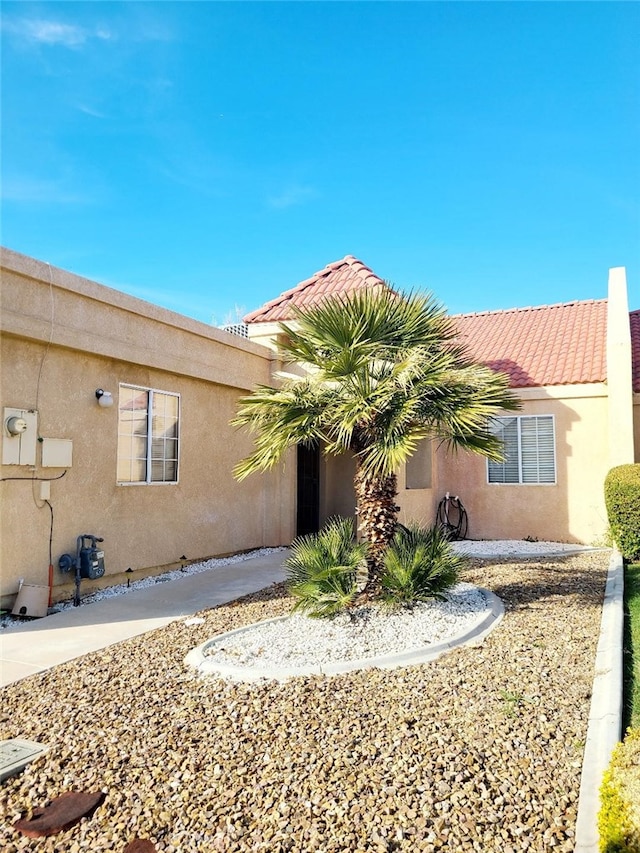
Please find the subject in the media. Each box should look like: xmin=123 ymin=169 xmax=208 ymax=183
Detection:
xmin=452 ymin=300 xmax=608 ymax=388
xmin=245 ymin=255 xmax=637 ymax=390
xmin=243 ymin=255 xmax=389 ymax=323
xmin=631 ymin=310 xmax=640 ymax=392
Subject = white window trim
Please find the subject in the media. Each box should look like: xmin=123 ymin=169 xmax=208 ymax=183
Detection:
xmin=117 ymin=384 xmax=181 ymax=486
xmin=487 ymin=415 xmax=556 ymax=486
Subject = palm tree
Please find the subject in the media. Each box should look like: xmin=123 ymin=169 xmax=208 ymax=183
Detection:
xmin=233 ymin=287 xmax=519 ymax=591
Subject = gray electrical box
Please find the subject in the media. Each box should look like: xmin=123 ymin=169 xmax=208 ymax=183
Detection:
xmin=41 ymin=438 xmax=73 ymax=468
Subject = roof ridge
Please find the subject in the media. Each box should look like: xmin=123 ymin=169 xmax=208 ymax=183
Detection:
xmin=326 ymin=255 xmax=377 ymax=275
xmin=452 ymin=297 xmax=607 ymax=320
xmin=243 ymin=255 xmax=383 ymax=323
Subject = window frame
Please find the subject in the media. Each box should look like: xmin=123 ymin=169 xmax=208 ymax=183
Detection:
xmin=487 ymin=414 xmax=556 ymax=486
xmin=117 ymin=384 xmax=180 ymax=486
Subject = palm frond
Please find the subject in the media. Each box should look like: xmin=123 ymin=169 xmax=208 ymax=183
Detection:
xmin=233 ymin=288 xmax=520 ymax=482
xmin=279 ymin=288 xmax=455 ymax=369
xmin=381 ymin=523 xmax=466 ymax=605
xmin=232 ymin=381 xmax=332 ymax=479
xmin=285 ymin=517 xmax=369 ymax=617
xmin=415 ymin=366 xmax=520 ymax=461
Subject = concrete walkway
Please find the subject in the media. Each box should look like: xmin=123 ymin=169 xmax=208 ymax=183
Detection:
xmin=0 ymin=549 xmax=288 ymax=687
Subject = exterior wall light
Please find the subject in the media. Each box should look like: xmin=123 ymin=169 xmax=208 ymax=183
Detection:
xmin=95 ymin=389 xmax=114 ymax=408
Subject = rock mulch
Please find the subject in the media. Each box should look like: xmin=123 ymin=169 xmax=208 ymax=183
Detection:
xmin=0 ymin=552 xmax=608 ymax=852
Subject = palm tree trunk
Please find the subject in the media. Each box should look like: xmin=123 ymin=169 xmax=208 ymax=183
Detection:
xmin=354 ymin=466 xmax=400 ymax=594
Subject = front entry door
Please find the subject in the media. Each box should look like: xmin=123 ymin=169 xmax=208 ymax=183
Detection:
xmin=296 ymin=444 xmax=320 ymax=537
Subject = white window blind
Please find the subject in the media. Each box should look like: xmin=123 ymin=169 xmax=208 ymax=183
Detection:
xmin=118 ymin=385 xmax=180 ymax=484
xmin=488 ymin=415 xmax=555 ymax=485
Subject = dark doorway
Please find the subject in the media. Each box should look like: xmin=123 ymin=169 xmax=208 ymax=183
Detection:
xmin=296 ymin=444 xmax=320 ymax=536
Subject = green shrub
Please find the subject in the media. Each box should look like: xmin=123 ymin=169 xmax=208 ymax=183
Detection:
xmin=624 ymin=562 xmax=640 ymax=731
xmin=599 ymin=728 xmax=640 ymax=852
xmin=285 ymin=517 xmax=369 ymax=618
xmin=381 ymin=522 xmax=466 ymax=606
xmin=605 ymin=465 xmax=640 ymax=561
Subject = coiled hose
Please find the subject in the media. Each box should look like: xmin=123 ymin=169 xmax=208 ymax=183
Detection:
xmin=436 ymin=493 xmax=468 ymax=540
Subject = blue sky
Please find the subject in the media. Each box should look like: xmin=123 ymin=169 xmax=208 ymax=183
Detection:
xmin=2 ymin=1 xmax=639 ymax=324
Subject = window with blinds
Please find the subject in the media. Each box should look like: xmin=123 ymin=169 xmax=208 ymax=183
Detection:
xmin=487 ymin=415 xmax=556 ymax=485
xmin=117 ymin=385 xmax=180 ymax=484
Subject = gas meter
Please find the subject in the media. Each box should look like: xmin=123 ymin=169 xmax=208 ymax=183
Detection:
xmin=79 ymin=537 xmax=105 ymax=579
xmin=59 ymin=534 xmax=105 ymax=606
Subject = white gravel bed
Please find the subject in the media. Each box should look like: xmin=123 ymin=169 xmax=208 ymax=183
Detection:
xmin=450 ymin=538 xmax=598 ymax=556
xmin=203 ymin=583 xmax=489 ymax=667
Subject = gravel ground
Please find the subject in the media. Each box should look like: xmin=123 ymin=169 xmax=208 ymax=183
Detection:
xmin=0 ymin=551 xmax=608 ymax=852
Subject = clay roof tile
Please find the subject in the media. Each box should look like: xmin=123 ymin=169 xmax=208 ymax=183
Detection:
xmin=245 ymin=258 xmax=634 ymax=390
xmin=451 ymin=300 xmax=608 ymax=388
xmin=243 ymin=256 xmax=390 ymax=324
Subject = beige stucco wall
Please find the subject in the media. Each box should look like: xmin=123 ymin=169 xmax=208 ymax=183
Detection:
xmin=607 ymin=268 xmax=635 ymax=466
xmin=292 ymin=383 xmax=614 ymax=546
xmin=397 ymin=486 xmax=438 ymax=528
xmin=247 ymin=323 xmax=284 ymax=352
xmin=0 ymin=249 xmax=295 ymax=608
xmin=397 ymin=440 xmax=437 ymax=527
xmin=434 ymin=387 xmax=610 ymax=544
xmin=320 ymin=445 xmax=439 ymax=533
xmin=321 ymin=453 xmax=357 ymax=525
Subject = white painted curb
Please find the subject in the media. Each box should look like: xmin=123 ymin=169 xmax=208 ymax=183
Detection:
xmin=574 ymin=550 xmax=624 ymax=853
xmin=185 ymin=588 xmax=504 ymax=682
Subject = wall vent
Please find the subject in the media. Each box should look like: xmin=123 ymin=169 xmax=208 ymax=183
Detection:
xmin=221 ymin=323 xmax=249 ymax=338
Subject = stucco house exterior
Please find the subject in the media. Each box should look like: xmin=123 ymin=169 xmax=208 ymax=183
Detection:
xmin=1 ymin=248 xmax=638 ymax=610
xmin=243 ymin=255 xmax=639 ymax=546
xmin=0 ymin=248 xmax=295 ymax=610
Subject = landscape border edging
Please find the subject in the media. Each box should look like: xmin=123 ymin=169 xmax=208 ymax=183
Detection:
xmin=574 ymin=549 xmax=623 ymax=853
xmin=185 ymin=587 xmax=504 ymax=682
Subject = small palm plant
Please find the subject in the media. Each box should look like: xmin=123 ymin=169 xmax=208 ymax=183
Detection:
xmin=285 ymin=517 xmax=370 ymax=618
xmin=381 ymin=522 xmax=466 ymax=606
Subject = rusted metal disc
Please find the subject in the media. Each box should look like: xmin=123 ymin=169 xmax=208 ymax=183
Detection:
xmin=13 ymin=790 xmax=105 ymax=838
xmin=123 ymin=840 xmax=158 ymax=853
